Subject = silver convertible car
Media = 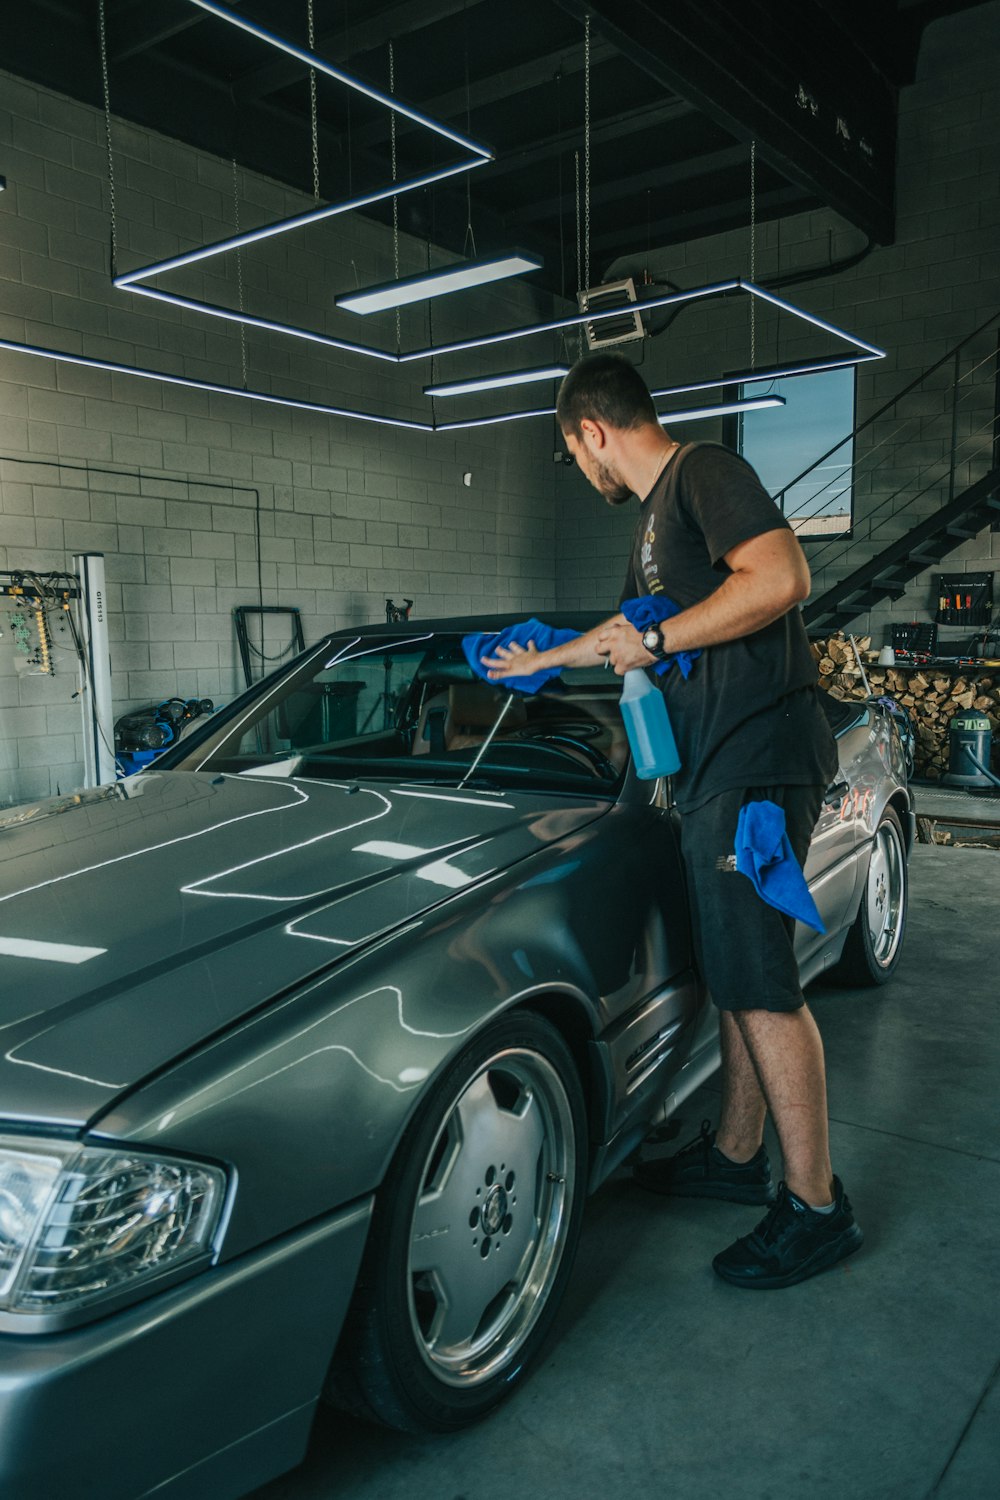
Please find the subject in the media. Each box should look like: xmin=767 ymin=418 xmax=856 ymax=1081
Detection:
xmin=0 ymin=613 xmax=912 ymax=1499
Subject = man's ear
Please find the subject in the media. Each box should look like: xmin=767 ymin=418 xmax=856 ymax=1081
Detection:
xmin=579 ymin=417 xmax=606 ymax=451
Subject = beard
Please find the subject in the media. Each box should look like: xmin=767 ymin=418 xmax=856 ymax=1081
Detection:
xmin=592 ymin=459 xmax=632 ymax=506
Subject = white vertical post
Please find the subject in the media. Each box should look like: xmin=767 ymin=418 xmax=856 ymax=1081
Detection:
xmin=73 ymin=552 xmax=116 ymax=787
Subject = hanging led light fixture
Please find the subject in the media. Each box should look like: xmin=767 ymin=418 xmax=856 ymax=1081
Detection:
xmin=659 ymin=395 xmax=786 ymax=424
xmin=433 ymin=392 xmax=786 ymax=433
xmin=337 ymin=253 xmax=544 ymax=315
xmin=6 ymin=6 xmax=882 ymax=437
xmin=115 ymin=0 xmax=497 ymax=332
xmin=424 ymin=364 xmax=570 ymax=397
xmin=0 ymin=339 xmax=434 ymax=432
xmin=122 ymin=5 xmax=557 ymax=344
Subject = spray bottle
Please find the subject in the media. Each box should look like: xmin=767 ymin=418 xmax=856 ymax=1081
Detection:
xmin=620 ymin=669 xmax=681 ymax=779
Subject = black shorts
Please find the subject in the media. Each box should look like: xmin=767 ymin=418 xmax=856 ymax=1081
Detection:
xmin=679 ymin=783 xmax=825 ymax=1013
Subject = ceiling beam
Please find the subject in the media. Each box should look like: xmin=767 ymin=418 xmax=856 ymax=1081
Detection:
xmin=517 ymin=144 xmax=748 ymax=224
xmin=554 ymin=0 xmax=896 ymax=244
xmin=232 ymin=0 xmax=473 ymax=102
xmin=349 ymin=37 xmax=617 ymax=152
xmin=589 ymin=184 xmax=813 ymax=255
xmin=108 ymin=0 xmax=246 ymax=64
xmin=483 ymin=97 xmax=697 ymax=181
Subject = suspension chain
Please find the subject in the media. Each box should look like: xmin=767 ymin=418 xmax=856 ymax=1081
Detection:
xmin=750 ymin=139 xmax=757 ymax=371
xmin=584 ymin=14 xmax=591 ymax=297
xmin=574 ymin=150 xmax=582 ymax=294
xmin=307 ymin=0 xmax=320 ymax=201
xmin=232 ymin=158 xmax=248 ymax=387
xmin=574 ymin=151 xmax=583 ymax=356
xmin=390 ymin=41 xmax=400 ymax=350
xmin=98 ymin=0 xmax=118 ymax=277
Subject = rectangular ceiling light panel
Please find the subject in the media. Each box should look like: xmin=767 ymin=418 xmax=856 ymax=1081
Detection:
xmin=659 ymin=395 xmax=786 ymax=424
xmin=424 ymin=365 xmax=569 ymax=397
xmin=337 ymin=254 xmax=543 ymax=316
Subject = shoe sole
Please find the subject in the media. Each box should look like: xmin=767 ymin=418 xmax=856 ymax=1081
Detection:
xmin=634 ymin=1173 xmax=776 ymax=1205
xmin=712 ymin=1224 xmax=864 ymax=1289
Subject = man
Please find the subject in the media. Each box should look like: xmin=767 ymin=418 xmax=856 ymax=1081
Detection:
xmin=484 ymin=352 xmax=862 ymax=1290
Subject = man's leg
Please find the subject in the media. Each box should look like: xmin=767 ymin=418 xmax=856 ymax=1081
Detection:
xmin=714 ymin=1011 xmax=768 ymax=1164
xmin=732 ymin=1004 xmax=834 ymax=1206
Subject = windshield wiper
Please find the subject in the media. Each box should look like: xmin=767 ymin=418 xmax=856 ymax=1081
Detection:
xmin=458 ymin=695 xmax=518 ymax=789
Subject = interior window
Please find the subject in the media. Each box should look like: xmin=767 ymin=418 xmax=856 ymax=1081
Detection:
xmin=738 ymin=369 xmax=856 ymax=539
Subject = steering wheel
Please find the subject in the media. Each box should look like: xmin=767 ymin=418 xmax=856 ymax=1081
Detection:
xmin=508 ymin=731 xmax=618 ymax=780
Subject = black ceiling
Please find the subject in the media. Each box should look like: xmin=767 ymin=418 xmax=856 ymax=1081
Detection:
xmin=2 ymin=0 xmax=989 ymax=300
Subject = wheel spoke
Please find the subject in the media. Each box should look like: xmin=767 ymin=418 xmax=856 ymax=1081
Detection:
xmin=428 ymin=1256 xmax=512 ymax=1352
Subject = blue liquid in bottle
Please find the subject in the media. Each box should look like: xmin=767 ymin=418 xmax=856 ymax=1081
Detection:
xmin=620 ymin=668 xmax=681 ymax=778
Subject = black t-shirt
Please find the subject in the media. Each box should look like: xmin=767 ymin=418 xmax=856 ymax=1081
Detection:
xmin=620 ymin=441 xmax=838 ymax=810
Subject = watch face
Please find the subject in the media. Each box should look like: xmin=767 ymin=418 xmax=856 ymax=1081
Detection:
xmin=642 ymin=627 xmax=661 ymax=653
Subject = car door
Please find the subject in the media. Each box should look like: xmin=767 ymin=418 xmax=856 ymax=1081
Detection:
xmin=798 ymin=710 xmax=873 ymax=978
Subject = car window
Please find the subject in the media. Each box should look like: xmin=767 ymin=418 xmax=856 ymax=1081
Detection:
xmin=170 ymin=636 xmax=627 ymax=794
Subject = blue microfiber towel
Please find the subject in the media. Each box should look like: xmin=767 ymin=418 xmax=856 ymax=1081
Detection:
xmin=463 ymin=618 xmax=581 ymax=695
xmin=620 ymin=596 xmax=700 ymax=678
xmin=735 ymin=800 xmax=826 ymax=934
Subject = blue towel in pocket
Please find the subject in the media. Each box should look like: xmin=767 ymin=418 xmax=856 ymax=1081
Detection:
xmin=735 ymin=800 xmax=825 ymax=934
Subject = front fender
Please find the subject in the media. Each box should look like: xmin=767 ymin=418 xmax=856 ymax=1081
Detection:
xmin=91 ymin=828 xmax=625 ymax=1258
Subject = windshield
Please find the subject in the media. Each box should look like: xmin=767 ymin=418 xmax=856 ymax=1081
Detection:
xmin=169 ymin=633 xmax=628 ymax=795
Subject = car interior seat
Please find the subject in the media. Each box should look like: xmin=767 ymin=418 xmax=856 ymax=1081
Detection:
xmin=412 ymin=683 xmax=527 ymax=754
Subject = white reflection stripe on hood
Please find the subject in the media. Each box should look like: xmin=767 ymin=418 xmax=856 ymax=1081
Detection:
xmin=0 ymin=779 xmax=310 ymax=908
xmin=395 ymin=789 xmax=515 ymax=808
xmin=0 ymin=937 xmax=107 ymax=964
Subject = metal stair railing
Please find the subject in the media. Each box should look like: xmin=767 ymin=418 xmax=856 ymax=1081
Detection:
xmin=771 ymin=311 xmax=1000 ymax=613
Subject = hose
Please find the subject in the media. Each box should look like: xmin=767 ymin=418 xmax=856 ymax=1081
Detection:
xmin=968 ymin=750 xmax=1000 ymax=789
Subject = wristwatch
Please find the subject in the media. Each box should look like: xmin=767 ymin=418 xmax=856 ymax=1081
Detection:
xmin=641 ymin=624 xmax=669 ymax=661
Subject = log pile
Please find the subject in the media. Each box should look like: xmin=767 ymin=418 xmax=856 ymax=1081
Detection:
xmin=810 ymin=633 xmax=1000 ymax=779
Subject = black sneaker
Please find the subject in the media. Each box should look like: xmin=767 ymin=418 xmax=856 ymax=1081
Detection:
xmin=634 ymin=1119 xmax=776 ymax=1204
xmin=712 ymin=1176 xmax=863 ymax=1289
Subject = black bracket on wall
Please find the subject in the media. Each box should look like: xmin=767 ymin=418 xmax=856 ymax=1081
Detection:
xmin=234 ymin=605 xmax=305 ymax=689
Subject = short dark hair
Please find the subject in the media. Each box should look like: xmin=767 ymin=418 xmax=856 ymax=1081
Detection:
xmin=556 ymin=353 xmax=658 ymax=438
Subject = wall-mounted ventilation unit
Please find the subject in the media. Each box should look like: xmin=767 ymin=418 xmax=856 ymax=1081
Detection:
xmin=578 ymin=277 xmax=645 ymax=349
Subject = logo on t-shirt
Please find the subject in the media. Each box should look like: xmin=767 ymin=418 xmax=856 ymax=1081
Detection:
xmin=641 ymin=517 xmax=664 ymax=593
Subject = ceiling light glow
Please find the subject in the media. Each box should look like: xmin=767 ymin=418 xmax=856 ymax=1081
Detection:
xmin=659 ymin=396 xmax=787 ymax=424
xmin=434 ymin=393 xmax=786 ymax=433
xmin=337 ymin=254 xmax=544 ymax=315
xmin=424 ymin=365 xmax=569 ymax=397
xmin=187 ymin=0 xmax=492 ymax=158
xmin=0 ymin=339 xmax=433 ymax=432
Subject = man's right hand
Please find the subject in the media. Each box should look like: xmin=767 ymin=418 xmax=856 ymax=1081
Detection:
xmin=482 ymin=640 xmax=544 ymax=680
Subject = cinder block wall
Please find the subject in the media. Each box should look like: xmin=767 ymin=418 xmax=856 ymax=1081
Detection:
xmin=555 ymin=2 xmax=1000 ymax=645
xmin=0 ymin=74 xmax=558 ymax=806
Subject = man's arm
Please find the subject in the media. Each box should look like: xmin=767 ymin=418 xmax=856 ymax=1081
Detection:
xmin=597 ymin=528 xmax=811 ymax=673
xmin=483 ymin=614 xmax=625 ymax=680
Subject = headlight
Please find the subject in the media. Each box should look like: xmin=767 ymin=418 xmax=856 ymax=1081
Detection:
xmin=0 ymin=1136 xmax=226 ymax=1316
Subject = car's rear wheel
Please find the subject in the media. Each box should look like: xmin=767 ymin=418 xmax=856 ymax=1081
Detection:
xmin=830 ymin=805 xmax=908 ymax=985
xmin=328 ymin=1012 xmax=586 ymax=1432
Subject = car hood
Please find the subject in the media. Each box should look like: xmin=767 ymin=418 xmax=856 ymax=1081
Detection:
xmin=0 ymin=771 xmax=609 ymax=1127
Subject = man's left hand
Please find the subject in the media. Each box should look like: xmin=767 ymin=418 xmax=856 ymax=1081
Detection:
xmin=596 ymin=619 xmax=657 ymax=674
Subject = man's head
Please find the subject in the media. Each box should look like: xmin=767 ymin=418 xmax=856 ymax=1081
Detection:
xmin=556 ymin=354 xmax=665 ymax=506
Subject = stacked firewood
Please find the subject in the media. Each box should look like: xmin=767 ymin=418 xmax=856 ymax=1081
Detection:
xmin=810 ymin=633 xmax=1000 ymax=779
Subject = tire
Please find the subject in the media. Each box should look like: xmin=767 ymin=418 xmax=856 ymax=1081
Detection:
xmin=830 ymin=805 xmax=908 ymax=986
xmin=328 ymin=1011 xmax=587 ymax=1432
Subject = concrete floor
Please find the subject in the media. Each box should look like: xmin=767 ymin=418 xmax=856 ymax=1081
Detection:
xmin=251 ymin=828 xmax=1000 ymax=1500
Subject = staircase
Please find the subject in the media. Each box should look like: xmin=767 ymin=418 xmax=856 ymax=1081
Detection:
xmin=771 ymin=312 xmax=1000 ymax=634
